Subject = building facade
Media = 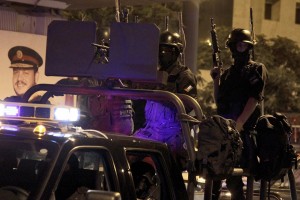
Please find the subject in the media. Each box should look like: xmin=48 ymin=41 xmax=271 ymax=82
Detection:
xmin=0 ymin=4 xmax=64 ymax=35
xmin=234 ymin=0 xmax=300 ymax=45
xmin=199 ymin=0 xmax=300 ymax=45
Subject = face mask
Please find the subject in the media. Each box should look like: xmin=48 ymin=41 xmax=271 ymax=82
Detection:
xmin=159 ymin=45 xmax=179 ymax=70
xmin=230 ymin=42 xmax=251 ymax=65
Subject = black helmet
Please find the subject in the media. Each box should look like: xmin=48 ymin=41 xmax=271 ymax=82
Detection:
xmin=159 ymin=31 xmax=183 ymax=53
xmin=225 ymin=28 xmax=254 ymax=49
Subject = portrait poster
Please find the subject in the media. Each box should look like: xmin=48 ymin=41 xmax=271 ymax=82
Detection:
xmin=0 ymin=30 xmax=67 ymax=105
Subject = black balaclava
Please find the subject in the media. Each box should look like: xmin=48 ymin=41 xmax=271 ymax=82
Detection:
xmin=226 ymin=29 xmax=253 ymax=67
xmin=159 ymin=44 xmax=180 ymax=71
xmin=230 ymin=44 xmax=251 ymax=67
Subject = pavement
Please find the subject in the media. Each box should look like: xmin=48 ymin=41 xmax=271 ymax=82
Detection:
xmin=191 ymin=143 xmax=300 ymax=200
xmin=247 ymin=142 xmax=300 ymax=200
xmin=246 ymin=142 xmax=300 ymax=199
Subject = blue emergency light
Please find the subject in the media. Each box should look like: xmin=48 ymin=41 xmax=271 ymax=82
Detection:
xmin=0 ymin=102 xmax=80 ymax=122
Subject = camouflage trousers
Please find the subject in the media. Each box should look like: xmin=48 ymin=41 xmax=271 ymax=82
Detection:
xmin=134 ymin=101 xmax=186 ymax=157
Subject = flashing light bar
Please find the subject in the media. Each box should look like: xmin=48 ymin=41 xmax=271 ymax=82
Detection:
xmin=0 ymin=102 xmax=80 ymax=122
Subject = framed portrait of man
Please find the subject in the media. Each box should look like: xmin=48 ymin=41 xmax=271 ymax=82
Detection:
xmin=0 ymin=30 xmax=64 ymax=105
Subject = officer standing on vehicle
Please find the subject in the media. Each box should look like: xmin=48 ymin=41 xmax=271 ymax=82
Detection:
xmin=4 ymin=46 xmax=43 ymax=102
xmin=157 ymin=30 xmax=198 ymax=99
xmin=134 ymin=30 xmax=198 ymax=168
xmin=210 ymin=28 xmax=268 ymax=200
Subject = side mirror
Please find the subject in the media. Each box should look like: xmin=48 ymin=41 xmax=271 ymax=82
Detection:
xmin=86 ymin=190 xmax=121 ymax=200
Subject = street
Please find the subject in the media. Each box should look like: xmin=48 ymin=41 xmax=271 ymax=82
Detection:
xmin=192 ymin=143 xmax=300 ymax=200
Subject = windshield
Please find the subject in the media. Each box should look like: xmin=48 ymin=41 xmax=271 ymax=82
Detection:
xmin=0 ymin=138 xmax=59 ymax=198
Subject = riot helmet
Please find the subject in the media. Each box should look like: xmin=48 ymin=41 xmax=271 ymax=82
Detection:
xmin=159 ymin=31 xmax=183 ymax=70
xmin=159 ymin=31 xmax=183 ymax=52
xmin=225 ymin=28 xmax=254 ymax=50
xmin=225 ymin=28 xmax=254 ymax=64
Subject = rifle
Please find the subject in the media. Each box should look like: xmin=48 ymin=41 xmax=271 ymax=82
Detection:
xmin=114 ymin=0 xmax=121 ymax=22
xmin=210 ymin=18 xmax=223 ymax=78
xmin=178 ymin=12 xmax=186 ymax=65
xmin=164 ymin=15 xmax=169 ymax=31
xmin=250 ymin=7 xmax=256 ymax=60
xmin=250 ymin=7 xmax=264 ymax=114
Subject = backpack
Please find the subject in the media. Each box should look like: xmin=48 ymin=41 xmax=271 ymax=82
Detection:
xmin=255 ymin=112 xmax=297 ymax=181
xmin=196 ymin=115 xmax=243 ymax=180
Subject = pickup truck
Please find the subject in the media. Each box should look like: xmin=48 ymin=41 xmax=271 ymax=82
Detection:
xmin=0 ymin=81 xmax=205 ymax=200
xmin=0 ymin=100 xmax=190 ymax=200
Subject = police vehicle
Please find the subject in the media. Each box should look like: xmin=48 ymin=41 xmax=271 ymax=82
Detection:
xmin=0 ymin=99 xmax=191 ymax=200
xmin=0 ymin=19 xmax=207 ymax=200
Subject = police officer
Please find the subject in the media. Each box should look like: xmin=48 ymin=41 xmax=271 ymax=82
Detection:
xmin=158 ymin=30 xmax=198 ymax=99
xmin=76 ymin=78 xmax=134 ymax=136
xmin=210 ymin=28 xmax=268 ymax=200
xmin=134 ymin=30 xmax=198 ymax=168
xmin=4 ymin=46 xmax=43 ymax=102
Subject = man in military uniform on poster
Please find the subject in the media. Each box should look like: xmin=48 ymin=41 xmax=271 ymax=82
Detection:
xmin=210 ymin=28 xmax=268 ymax=200
xmin=134 ymin=30 xmax=198 ymax=169
xmin=4 ymin=46 xmax=43 ymax=102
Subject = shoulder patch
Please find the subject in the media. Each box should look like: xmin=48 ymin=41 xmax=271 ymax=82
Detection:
xmin=184 ymin=85 xmax=193 ymax=92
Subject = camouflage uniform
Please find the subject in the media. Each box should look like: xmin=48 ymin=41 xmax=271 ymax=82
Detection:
xmin=87 ymin=95 xmax=133 ymax=135
xmin=77 ymin=79 xmax=133 ymax=136
xmin=134 ymin=60 xmax=198 ymax=161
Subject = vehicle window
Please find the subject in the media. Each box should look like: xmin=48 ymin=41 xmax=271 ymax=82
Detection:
xmin=127 ymin=151 xmax=167 ymax=200
xmin=55 ymin=148 xmax=115 ymax=200
xmin=0 ymin=139 xmax=58 ymax=199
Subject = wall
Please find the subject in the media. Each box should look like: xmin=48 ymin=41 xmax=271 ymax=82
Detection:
xmin=232 ymin=0 xmax=300 ymax=45
xmin=0 ymin=30 xmax=64 ymax=104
